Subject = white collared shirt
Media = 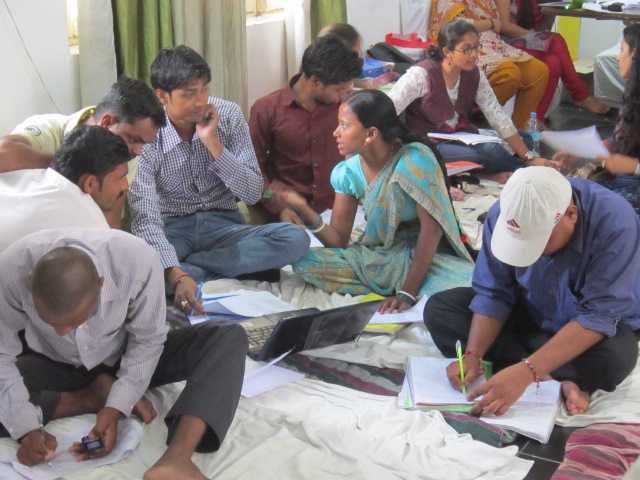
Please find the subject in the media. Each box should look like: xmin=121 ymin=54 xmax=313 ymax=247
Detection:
xmin=0 ymin=168 xmax=108 ymax=252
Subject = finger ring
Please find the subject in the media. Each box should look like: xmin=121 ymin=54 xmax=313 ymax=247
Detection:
xmin=180 ymin=300 xmax=189 ymax=309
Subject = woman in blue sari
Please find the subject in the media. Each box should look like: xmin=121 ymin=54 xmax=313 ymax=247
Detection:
xmin=281 ymin=89 xmax=473 ymax=312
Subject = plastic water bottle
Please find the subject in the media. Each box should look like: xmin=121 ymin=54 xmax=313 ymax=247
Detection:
xmin=525 ymin=112 xmax=541 ymax=155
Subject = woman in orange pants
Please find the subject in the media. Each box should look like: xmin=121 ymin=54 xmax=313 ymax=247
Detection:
xmin=429 ymin=1 xmax=549 ymax=129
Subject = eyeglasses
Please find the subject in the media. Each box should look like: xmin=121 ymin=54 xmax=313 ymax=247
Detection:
xmin=454 ymin=45 xmax=480 ymax=55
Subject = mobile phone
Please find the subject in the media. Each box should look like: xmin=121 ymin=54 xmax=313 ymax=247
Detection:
xmin=81 ymin=436 xmax=104 ymax=457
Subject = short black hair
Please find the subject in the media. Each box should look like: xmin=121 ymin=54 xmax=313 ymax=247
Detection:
xmin=150 ymin=45 xmax=212 ymax=92
xmin=318 ymin=23 xmax=361 ymax=50
xmin=300 ymin=35 xmax=363 ymax=85
xmin=31 ymin=246 xmax=100 ymax=316
xmin=95 ymin=76 xmax=165 ymax=128
xmin=54 ymin=125 xmax=132 ymax=185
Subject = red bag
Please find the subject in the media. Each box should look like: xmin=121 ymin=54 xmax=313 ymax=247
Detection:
xmin=384 ymin=33 xmax=432 ymax=62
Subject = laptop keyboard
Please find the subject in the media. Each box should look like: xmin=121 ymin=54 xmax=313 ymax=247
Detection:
xmin=247 ymin=325 xmax=275 ymax=353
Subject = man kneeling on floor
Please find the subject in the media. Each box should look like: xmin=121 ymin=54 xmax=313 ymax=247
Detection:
xmin=0 ymin=228 xmax=247 ymax=480
xmin=424 ymin=167 xmax=640 ymax=416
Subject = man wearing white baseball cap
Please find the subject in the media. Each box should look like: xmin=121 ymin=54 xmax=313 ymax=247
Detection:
xmin=424 ymin=167 xmax=640 ymax=416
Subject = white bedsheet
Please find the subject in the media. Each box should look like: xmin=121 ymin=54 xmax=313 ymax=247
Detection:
xmin=2 ymin=273 xmax=638 ymax=479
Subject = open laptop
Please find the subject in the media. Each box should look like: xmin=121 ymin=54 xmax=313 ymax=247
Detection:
xmin=239 ymin=301 xmax=382 ymax=361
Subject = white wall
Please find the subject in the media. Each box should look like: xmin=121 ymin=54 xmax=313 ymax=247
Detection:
xmin=246 ymin=13 xmax=288 ymax=108
xmin=579 ymin=18 xmax=623 ymax=60
xmin=346 ymin=0 xmax=402 ymax=50
xmin=1 ymin=0 xmax=79 ymax=134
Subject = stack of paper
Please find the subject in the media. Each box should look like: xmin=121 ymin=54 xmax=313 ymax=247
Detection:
xmin=398 ymin=356 xmax=561 ymax=443
xmin=189 ymin=290 xmax=296 ymax=324
xmin=428 ymin=132 xmax=504 ymax=145
xmin=367 ymin=296 xmax=428 ymax=325
xmin=446 ymin=161 xmax=484 ymax=176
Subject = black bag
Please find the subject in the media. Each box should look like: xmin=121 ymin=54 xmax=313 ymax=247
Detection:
xmin=366 ymin=42 xmax=416 ymax=75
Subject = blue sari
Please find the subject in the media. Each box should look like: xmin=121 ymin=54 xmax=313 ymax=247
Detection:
xmin=293 ymin=142 xmax=474 ymax=297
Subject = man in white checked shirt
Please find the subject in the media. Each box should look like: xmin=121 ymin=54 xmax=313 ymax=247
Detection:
xmin=129 ymin=46 xmax=310 ymax=314
xmin=0 ymin=228 xmax=247 ymax=480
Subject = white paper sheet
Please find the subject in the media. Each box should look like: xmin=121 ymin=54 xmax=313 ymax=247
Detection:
xmin=0 ymin=418 xmax=143 ymax=480
xmin=540 ymin=125 xmax=609 ymax=159
xmin=242 ymin=350 xmax=305 ymax=397
xmin=428 ymin=132 xmax=504 ymax=145
xmin=368 ymin=296 xmax=428 ymax=325
xmin=190 ymin=290 xmax=296 ymax=323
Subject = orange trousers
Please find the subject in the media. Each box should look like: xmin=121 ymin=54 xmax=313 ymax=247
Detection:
xmin=488 ymin=58 xmax=549 ymax=129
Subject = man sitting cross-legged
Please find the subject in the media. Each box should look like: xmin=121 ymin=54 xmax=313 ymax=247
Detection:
xmin=424 ymin=167 xmax=640 ymax=416
xmin=129 ymin=45 xmax=309 ymax=315
xmin=0 ymin=228 xmax=247 ymax=480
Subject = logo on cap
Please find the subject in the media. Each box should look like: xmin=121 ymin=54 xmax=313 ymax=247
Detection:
xmin=553 ymin=212 xmax=562 ymax=224
xmin=506 ymin=218 xmax=520 ymax=233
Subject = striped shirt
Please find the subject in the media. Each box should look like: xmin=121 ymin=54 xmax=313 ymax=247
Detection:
xmin=0 ymin=228 xmax=168 ymax=440
xmin=129 ymin=96 xmax=264 ymax=269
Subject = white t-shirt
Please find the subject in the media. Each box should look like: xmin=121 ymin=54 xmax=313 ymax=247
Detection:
xmin=0 ymin=169 xmax=109 ymax=252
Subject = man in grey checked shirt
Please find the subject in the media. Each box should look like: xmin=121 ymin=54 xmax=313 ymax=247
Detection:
xmin=129 ymin=46 xmax=310 ymax=314
xmin=0 ymin=228 xmax=247 ymax=480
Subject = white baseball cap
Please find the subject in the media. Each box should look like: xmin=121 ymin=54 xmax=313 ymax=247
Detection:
xmin=491 ymin=167 xmax=572 ymax=267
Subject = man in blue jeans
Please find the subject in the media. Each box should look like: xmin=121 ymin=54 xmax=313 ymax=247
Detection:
xmin=129 ymin=45 xmax=309 ymax=314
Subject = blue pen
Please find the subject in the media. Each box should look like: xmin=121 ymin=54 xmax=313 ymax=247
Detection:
xmin=193 ymin=283 xmax=203 ymax=315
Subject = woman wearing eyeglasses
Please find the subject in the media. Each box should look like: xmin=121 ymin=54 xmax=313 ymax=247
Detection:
xmin=388 ymin=20 xmax=559 ymax=181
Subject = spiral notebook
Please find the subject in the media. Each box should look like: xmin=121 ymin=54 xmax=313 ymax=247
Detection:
xmin=398 ymin=356 xmax=561 ymax=443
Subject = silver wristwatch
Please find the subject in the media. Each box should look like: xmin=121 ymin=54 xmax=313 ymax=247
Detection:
xmin=524 ymin=150 xmax=537 ymax=162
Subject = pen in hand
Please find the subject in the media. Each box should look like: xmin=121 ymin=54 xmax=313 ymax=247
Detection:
xmin=456 ymin=339 xmax=466 ymax=395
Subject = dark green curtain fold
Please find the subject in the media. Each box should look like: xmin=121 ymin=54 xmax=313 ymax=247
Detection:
xmin=112 ymin=0 xmax=174 ymax=85
xmin=311 ymin=0 xmax=347 ymax=38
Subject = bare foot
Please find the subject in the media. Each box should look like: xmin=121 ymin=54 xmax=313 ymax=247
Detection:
xmin=577 ymin=96 xmax=610 ymax=115
xmin=144 ymin=453 xmax=207 ymax=480
xmin=561 ymin=381 xmax=590 ymax=415
xmin=133 ymin=396 xmax=157 ymax=424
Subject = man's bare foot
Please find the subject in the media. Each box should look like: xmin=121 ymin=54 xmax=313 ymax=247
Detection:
xmin=133 ymin=397 xmax=157 ymax=424
xmin=144 ymin=453 xmax=207 ymax=480
xmin=577 ymin=96 xmax=610 ymax=114
xmin=561 ymin=381 xmax=590 ymax=415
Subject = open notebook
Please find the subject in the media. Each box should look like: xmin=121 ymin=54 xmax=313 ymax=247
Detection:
xmin=398 ymin=357 xmax=560 ymax=443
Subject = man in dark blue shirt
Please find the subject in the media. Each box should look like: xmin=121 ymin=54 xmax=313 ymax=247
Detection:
xmin=424 ymin=167 xmax=640 ymax=416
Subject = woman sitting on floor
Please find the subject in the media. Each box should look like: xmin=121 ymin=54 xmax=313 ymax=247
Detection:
xmin=281 ymin=89 xmax=474 ymax=313
xmin=498 ymin=0 xmax=610 ymax=118
xmin=559 ymin=24 xmax=640 ymax=215
xmin=429 ymin=0 xmax=548 ymax=131
xmin=389 ymin=19 xmax=559 ymax=181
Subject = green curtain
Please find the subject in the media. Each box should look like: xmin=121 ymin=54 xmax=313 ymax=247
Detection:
xmin=112 ymin=0 xmax=174 ymax=85
xmin=310 ymin=0 xmax=347 ymax=38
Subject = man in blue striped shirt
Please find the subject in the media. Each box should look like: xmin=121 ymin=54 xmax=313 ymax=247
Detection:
xmin=129 ymin=46 xmax=309 ymax=313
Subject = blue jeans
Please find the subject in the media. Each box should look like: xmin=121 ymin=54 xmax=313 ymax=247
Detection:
xmin=436 ymin=142 xmax=524 ymax=174
xmin=164 ymin=210 xmax=310 ymax=282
